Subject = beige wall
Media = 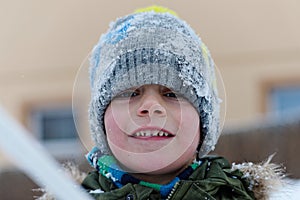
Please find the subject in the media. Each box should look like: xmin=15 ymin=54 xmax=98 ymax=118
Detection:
xmin=1 ymin=0 xmax=300 ymax=168
xmin=219 ymin=50 xmax=300 ymax=126
xmin=0 ymin=66 xmax=75 ymax=123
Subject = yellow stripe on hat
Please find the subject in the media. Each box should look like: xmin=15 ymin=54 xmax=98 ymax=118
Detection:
xmin=134 ymin=5 xmax=178 ymax=17
xmin=201 ymin=43 xmax=210 ymax=65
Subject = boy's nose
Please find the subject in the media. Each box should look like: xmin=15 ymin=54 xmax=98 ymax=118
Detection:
xmin=137 ymin=95 xmax=166 ymax=117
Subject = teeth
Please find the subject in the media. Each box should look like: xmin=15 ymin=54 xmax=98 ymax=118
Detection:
xmin=152 ymin=131 xmax=159 ymax=136
xmin=135 ymin=132 xmax=143 ymax=137
xmin=134 ymin=130 xmax=171 ymax=137
xmin=159 ymin=131 xmax=164 ymax=136
xmin=145 ymin=130 xmax=151 ymax=137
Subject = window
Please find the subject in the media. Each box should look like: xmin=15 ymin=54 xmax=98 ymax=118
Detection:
xmin=40 ymin=109 xmax=76 ymax=140
xmin=30 ymin=106 xmax=82 ymax=158
xmin=268 ymin=85 xmax=300 ymax=118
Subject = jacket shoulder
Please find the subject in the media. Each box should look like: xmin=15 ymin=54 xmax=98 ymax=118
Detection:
xmin=177 ymin=155 xmax=256 ymax=199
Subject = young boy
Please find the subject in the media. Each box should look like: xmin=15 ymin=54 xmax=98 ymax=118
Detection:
xmin=81 ymin=6 xmax=282 ymax=200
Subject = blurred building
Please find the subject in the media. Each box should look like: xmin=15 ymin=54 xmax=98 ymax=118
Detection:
xmin=0 ymin=1 xmax=300 ymax=199
xmin=214 ymin=115 xmax=300 ymax=179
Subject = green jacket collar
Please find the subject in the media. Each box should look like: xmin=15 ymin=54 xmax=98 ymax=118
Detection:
xmin=82 ymin=156 xmax=255 ymax=200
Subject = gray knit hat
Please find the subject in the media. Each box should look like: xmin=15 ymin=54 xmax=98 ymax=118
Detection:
xmin=89 ymin=8 xmax=221 ymax=158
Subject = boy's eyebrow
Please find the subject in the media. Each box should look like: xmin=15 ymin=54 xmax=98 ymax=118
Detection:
xmin=115 ymin=87 xmax=142 ymax=96
xmin=160 ymin=85 xmax=174 ymax=92
xmin=123 ymin=86 xmax=139 ymax=91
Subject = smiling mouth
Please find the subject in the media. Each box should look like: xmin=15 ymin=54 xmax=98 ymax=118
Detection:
xmin=130 ymin=130 xmax=175 ymax=140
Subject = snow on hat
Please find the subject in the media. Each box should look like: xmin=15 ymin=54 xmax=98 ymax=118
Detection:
xmin=89 ymin=6 xmax=221 ymax=158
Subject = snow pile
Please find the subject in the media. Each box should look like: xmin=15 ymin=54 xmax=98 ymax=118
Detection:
xmin=270 ymin=179 xmax=300 ymax=200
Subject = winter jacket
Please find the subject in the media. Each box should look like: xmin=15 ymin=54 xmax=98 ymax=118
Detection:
xmin=36 ymin=155 xmax=284 ymax=200
xmin=81 ymin=156 xmax=255 ymax=200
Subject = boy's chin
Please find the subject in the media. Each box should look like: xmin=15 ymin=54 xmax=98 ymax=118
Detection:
xmin=138 ymin=160 xmax=190 ymax=175
xmin=119 ymin=154 xmax=193 ymax=177
xmin=110 ymin=146 xmax=195 ymax=175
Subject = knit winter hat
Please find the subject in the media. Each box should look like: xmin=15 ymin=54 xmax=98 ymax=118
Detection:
xmin=89 ymin=7 xmax=221 ymax=158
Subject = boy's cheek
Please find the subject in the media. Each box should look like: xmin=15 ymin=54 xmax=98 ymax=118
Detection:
xmin=105 ymin=109 xmax=123 ymax=138
xmin=104 ymin=104 xmax=127 ymax=127
xmin=105 ymin=119 xmax=127 ymax=149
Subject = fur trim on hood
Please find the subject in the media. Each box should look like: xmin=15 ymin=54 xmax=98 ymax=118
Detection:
xmin=231 ymin=154 xmax=285 ymax=200
xmin=34 ymin=156 xmax=285 ymax=200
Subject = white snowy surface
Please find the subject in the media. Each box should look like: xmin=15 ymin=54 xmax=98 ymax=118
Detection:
xmin=270 ymin=179 xmax=300 ymax=200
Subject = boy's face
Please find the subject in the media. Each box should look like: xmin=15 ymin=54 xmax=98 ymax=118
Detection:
xmin=104 ymin=84 xmax=200 ymax=174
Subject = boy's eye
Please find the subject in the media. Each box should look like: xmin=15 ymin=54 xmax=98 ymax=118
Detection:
xmin=115 ymin=90 xmax=139 ymax=99
xmin=163 ymin=90 xmax=186 ymax=101
xmin=163 ymin=92 xmax=177 ymax=98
